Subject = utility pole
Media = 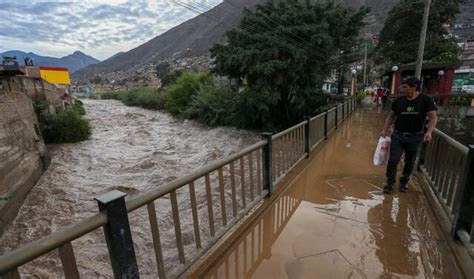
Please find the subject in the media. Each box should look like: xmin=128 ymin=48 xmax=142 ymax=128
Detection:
xmin=363 ymin=40 xmax=368 ymax=88
xmin=415 ymin=0 xmax=431 ymax=79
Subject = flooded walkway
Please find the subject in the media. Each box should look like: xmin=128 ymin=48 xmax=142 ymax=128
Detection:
xmin=200 ymin=107 xmax=462 ymax=278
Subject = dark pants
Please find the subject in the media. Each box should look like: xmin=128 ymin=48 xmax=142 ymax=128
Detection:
xmin=386 ymin=131 xmax=423 ymax=186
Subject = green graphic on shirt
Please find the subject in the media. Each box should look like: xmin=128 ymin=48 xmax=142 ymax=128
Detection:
xmin=407 ymin=106 xmax=415 ymax=112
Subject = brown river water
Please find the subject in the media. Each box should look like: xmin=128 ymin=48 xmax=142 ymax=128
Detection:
xmin=0 ymin=99 xmax=258 ymax=278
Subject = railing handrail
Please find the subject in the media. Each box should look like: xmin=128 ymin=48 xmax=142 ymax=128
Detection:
xmin=310 ymin=112 xmax=326 ymax=122
xmin=433 ymin=128 xmax=469 ymax=155
xmin=272 ymin=121 xmax=307 ymax=141
xmin=0 ymin=213 xmax=107 ymax=273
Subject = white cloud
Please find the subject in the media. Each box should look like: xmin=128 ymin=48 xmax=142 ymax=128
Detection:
xmin=0 ymin=0 xmax=223 ymax=60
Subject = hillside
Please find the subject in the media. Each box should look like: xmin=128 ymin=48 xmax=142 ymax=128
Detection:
xmin=0 ymin=50 xmax=100 ymax=73
xmin=73 ymin=0 xmax=262 ymax=82
xmin=73 ymin=0 xmax=473 ymax=82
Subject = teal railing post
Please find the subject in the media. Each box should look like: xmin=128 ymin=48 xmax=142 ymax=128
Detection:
xmin=304 ymin=116 xmax=310 ymax=158
xmin=324 ymin=110 xmax=328 ymax=140
xmin=452 ymin=145 xmax=474 ymax=239
xmin=95 ymin=190 xmax=139 ymax=278
xmin=261 ymin=133 xmax=273 ymax=196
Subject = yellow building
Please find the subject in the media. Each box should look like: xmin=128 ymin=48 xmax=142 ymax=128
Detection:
xmin=39 ymin=67 xmax=71 ymax=85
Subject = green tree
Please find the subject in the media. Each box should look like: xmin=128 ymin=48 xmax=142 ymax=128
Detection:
xmin=165 ymin=72 xmax=212 ymax=115
xmin=90 ymin=76 xmax=103 ymax=84
xmin=161 ymin=69 xmax=184 ymax=87
xmin=155 ymin=62 xmax=171 ymax=79
xmin=375 ymin=0 xmax=462 ymax=66
xmin=211 ymin=0 xmax=368 ymax=129
xmin=185 ymin=81 xmax=238 ymax=126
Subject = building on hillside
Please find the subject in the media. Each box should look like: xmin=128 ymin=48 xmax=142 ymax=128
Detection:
xmin=322 ymin=69 xmax=337 ymax=93
xmin=94 ymin=83 xmax=115 ymax=93
xmin=451 ymin=20 xmax=474 ymax=68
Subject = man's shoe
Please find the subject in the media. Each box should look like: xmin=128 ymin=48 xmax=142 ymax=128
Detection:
xmin=399 ymin=184 xmax=409 ymax=193
xmin=383 ymin=184 xmax=394 ymax=194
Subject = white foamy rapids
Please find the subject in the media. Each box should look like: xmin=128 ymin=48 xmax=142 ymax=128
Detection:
xmin=0 ymin=100 xmax=258 ymax=278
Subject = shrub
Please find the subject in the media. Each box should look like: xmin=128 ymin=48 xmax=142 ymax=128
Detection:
xmin=73 ymin=100 xmax=86 ymax=115
xmin=101 ymin=91 xmax=125 ymax=100
xmin=41 ymin=111 xmax=91 ymax=143
xmin=356 ymin=92 xmax=366 ymax=104
xmin=161 ymin=69 xmax=184 ymax=88
xmin=34 ymin=98 xmax=91 ymax=144
xmin=133 ymin=88 xmax=167 ymax=110
xmin=164 ymin=72 xmax=212 ymax=115
xmin=185 ymin=82 xmax=238 ymax=126
xmin=448 ymin=96 xmax=470 ymax=106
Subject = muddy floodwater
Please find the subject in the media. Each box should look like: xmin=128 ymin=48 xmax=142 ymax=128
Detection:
xmin=0 ymin=100 xmax=258 ymax=277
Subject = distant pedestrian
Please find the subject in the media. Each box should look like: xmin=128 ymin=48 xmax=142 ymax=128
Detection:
xmin=380 ymin=77 xmax=437 ymax=194
xmin=376 ymin=88 xmax=384 ymax=106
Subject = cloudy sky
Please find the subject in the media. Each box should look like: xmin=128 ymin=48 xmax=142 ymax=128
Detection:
xmin=0 ymin=0 xmax=221 ymax=61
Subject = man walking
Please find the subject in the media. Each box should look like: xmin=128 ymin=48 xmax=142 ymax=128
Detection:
xmin=380 ymin=77 xmax=437 ymax=193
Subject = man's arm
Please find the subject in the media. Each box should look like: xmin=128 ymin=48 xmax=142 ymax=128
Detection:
xmin=424 ymin=111 xmax=437 ymax=142
xmin=381 ymin=111 xmax=396 ymax=137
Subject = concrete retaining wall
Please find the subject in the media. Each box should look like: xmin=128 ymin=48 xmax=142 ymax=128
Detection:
xmin=0 ymin=76 xmax=59 ymax=235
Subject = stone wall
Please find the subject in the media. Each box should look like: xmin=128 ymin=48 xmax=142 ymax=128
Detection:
xmin=0 ymin=76 xmax=58 ymax=235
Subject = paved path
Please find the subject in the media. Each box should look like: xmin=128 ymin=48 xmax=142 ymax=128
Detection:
xmin=202 ymin=106 xmax=462 ymax=278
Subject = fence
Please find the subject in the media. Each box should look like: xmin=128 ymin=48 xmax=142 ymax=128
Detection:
xmin=419 ymin=129 xmax=474 ymax=259
xmin=0 ymin=98 xmax=356 ymax=278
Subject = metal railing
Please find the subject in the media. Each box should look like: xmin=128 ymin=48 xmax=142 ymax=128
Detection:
xmin=419 ymin=129 xmax=474 ymax=258
xmin=0 ymin=97 xmax=356 ymax=278
xmin=271 ymin=122 xmax=306 ymax=185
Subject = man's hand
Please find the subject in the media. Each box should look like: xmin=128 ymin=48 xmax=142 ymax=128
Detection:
xmin=423 ymin=132 xmax=432 ymax=142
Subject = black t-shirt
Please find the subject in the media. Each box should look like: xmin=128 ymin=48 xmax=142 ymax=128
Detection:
xmin=391 ymin=94 xmax=437 ymax=132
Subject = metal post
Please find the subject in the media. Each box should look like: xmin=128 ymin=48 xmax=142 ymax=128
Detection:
xmin=363 ymin=40 xmax=368 ymax=88
xmin=324 ymin=110 xmax=328 ymax=139
xmin=261 ymin=133 xmax=273 ymax=196
xmin=95 ymin=190 xmax=139 ymax=279
xmin=415 ymin=0 xmax=432 ymax=79
xmin=342 ymin=102 xmax=345 ymax=120
xmin=335 ymin=106 xmax=338 ymax=130
xmin=451 ymin=145 xmax=474 ymax=237
xmin=304 ymin=117 xmax=310 ymax=158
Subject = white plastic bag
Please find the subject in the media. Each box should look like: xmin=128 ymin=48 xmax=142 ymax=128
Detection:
xmin=373 ymin=136 xmax=391 ymax=166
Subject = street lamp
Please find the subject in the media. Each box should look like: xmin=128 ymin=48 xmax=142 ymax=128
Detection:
xmin=390 ymin=65 xmax=398 ymax=95
xmin=351 ymin=69 xmax=357 ymax=96
xmin=437 ymin=70 xmax=445 ymax=94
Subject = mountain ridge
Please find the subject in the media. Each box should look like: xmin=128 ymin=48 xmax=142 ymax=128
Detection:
xmin=0 ymin=50 xmax=100 ymax=73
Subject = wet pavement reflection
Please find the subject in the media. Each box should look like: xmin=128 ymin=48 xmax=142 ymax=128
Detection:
xmin=202 ymin=107 xmax=461 ymax=278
